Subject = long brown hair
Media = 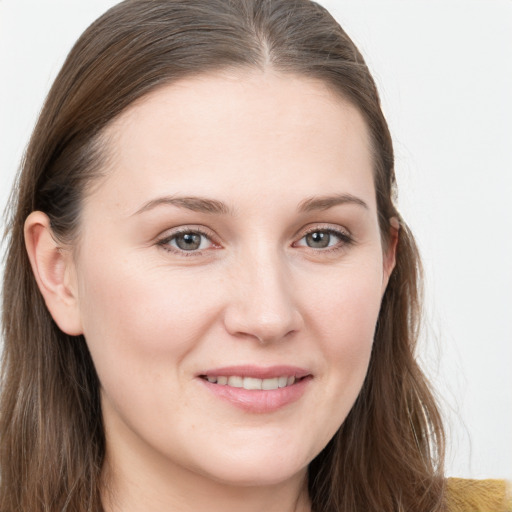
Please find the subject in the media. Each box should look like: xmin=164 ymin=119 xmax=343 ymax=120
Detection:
xmin=1 ymin=1 xmax=445 ymax=510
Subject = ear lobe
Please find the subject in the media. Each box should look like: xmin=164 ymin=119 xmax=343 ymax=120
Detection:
xmin=24 ymin=211 xmax=83 ymax=336
xmin=381 ymin=216 xmax=399 ymax=293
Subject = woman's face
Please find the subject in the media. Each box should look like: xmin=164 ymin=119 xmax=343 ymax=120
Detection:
xmin=71 ymin=71 xmax=395 ymax=488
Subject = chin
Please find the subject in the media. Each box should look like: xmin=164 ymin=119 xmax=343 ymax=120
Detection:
xmin=190 ymin=443 xmax=312 ymax=488
xmin=207 ymin=463 xmax=307 ymax=488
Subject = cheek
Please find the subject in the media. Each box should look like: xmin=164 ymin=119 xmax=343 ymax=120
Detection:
xmin=76 ymin=253 xmax=223 ymax=385
xmin=310 ymin=261 xmax=383 ymax=347
xmin=305 ymin=260 xmax=383 ymax=396
xmin=286 ymin=261 xmax=383 ymax=457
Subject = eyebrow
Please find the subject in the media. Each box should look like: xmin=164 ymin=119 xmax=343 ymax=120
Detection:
xmin=133 ymin=192 xmax=368 ymax=217
xmin=297 ymin=193 xmax=369 ymax=213
xmin=133 ymin=196 xmax=232 ymax=216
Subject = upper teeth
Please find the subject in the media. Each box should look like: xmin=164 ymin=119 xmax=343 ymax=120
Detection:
xmin=205 ymin=375 xmax=296 ymax=390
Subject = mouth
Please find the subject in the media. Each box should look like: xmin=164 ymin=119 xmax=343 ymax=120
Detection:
xmin=199 ymin=374 xmax=303 ymax=390
xmin=197 ymin=366 xmax=312 ymax=413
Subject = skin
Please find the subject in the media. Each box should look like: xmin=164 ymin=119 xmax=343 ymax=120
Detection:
xmin=25 ymin=70 xmax=397 ymax=512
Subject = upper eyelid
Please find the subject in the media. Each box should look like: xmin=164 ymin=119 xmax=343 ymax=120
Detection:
xmin=157 ymin=225 xmax=216 ymax=241
xmin=301 ymin=225 xmax=349 ymax=234
xmin=294 ymin=223 xmax=352 ymax=239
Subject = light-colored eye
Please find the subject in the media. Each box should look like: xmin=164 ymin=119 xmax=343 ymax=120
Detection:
xmin=165 ymin=231 xmax=213 ymax=252
xmin=304 ymin=231 xmax=334 ymax=249
xmin=295 ymin=229 xmax=352 ymax=250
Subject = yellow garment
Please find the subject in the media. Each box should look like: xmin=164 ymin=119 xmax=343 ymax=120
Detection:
xmin=446 ymin=478 xmax=512 ymax=512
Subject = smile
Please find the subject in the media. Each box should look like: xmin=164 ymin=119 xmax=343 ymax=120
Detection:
xmin=201 ymin=375 xmax=297 ymax=390
xmin=198 ymin=366 xmax=311 ymax=413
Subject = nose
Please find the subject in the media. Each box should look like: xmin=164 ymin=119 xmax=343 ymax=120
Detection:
xmin=223 ymin=248 xmax=304 ymax=344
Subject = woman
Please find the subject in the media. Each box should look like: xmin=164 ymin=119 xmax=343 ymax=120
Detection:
xmin=0 ymin=1 xmax=509 ymax=511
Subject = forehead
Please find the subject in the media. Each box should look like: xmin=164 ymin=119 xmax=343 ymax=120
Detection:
xmin=93 ymin=70 xmax=375 ymax=216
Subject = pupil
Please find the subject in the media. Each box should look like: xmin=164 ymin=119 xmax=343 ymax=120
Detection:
xmin=306 ymin=231 xmax=330 ymax=248
xmin=176 ymin=233 xmax=201 ymax=250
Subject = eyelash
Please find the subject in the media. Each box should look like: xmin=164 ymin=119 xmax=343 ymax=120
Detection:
xmin=156 ymin=225 xmax=354 ymax=256
xmin=294 ymin=225 xmax=355 ymax=253
xmin=157 ymin=227 xmax=217 ymax=257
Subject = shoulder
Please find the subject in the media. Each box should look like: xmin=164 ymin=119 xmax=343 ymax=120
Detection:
xmin=445 ymin=477 xmax=512 ymax=512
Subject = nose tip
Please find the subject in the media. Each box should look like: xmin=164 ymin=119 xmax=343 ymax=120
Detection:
xmin=224 ymin=302 xmax=303 ymax=344
xmin=223 ymin=259 xmax=303 ymax=344
xmin=227 ymin=306 xmax=302 ymax=344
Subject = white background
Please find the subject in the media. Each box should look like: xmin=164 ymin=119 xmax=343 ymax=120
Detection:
xmin=1 ymin=0 xmax=511 ymax=479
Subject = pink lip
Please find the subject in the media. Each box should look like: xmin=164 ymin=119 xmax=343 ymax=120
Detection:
xmin=197 ymin=365 xmax=312 ymax=414
xmin=199 ymin=365 xmax=310 ymax=379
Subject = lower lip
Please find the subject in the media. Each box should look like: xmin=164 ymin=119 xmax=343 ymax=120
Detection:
xmin=200 ymin=377 xmax=311 ymax=413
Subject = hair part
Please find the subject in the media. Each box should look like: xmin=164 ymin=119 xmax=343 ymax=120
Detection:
xmin=1 ymin=1 xmax=445 ymax=511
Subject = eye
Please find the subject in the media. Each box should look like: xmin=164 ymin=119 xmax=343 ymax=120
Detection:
xmin=294 ymin=227 xmax=353 ymax=250
xmin=158 ymin=229 xmax=215 ymax=253
xmin=304 ymin=231 xmax=333 ymax=249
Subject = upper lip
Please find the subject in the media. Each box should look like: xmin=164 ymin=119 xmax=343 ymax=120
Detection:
xmin=198 ymin=365 xmax=311 ymax=379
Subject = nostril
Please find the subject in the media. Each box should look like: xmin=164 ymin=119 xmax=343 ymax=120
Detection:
xmin=221 ymin=270 xmax=304 ymax=343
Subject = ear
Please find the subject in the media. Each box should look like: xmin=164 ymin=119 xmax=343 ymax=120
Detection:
xmin=381 ymin=216 xmax=399 ymax=294
xmin=24 ymin=211 xmax=83 ymax=336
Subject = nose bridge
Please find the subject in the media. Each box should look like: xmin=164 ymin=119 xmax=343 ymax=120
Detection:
xmin=224 ymin=240 xmax=302 ymax=343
